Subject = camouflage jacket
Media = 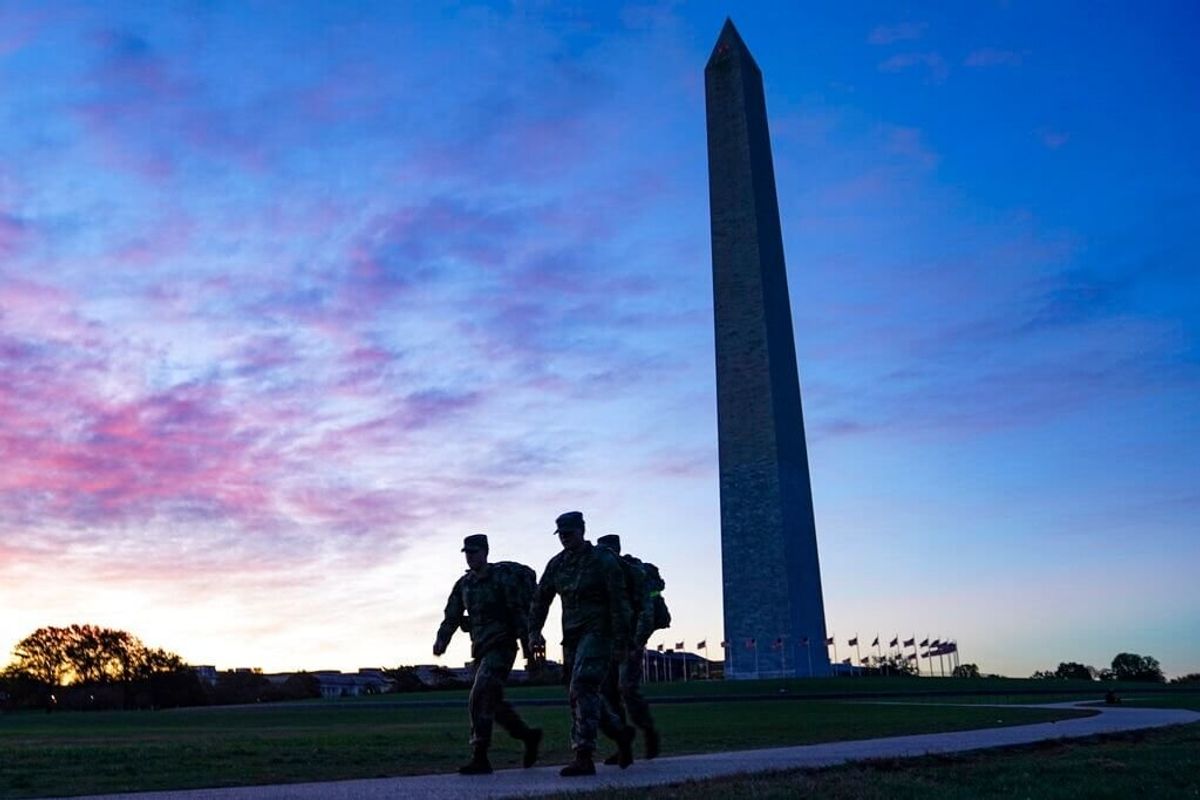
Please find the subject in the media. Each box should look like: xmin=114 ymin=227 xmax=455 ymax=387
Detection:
xmin=530 ymin=542 xmax=631 ymax=647
xmin=617 ymin=553 xmax=655 ymax=648
xmin=436 ymin=563 xmax=530 ymax=658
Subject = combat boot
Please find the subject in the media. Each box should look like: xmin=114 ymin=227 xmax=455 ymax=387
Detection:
xmin=644 ymin=726 xmax=661 ymax=759
xmin=457 ymin=746 xmax=493 ymax=775
xmin=559 ymin=750 xmax=596 ymax=776
xmin=522 ymin=727 xmax=543 ymax=768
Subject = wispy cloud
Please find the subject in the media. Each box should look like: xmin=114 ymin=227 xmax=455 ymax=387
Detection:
xmin=965 ymin=48 xmax=1024 ymax=68
xmin=878 ymin=52 xmax=949 ymax=83
xmin=868 ymin=22 xmax=929 ymax=44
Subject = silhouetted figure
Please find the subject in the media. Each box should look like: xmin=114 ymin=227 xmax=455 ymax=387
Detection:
xmin=530 ymin=512 xmax=635 ymax=776
xmin=596 ymin=534 xmax=662 ymax=761
xmin=434 ymin=534 xmax=542 ymax=774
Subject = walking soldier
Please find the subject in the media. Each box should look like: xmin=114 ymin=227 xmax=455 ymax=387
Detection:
xmin=433 ymin=534 xmax=543 ymax=774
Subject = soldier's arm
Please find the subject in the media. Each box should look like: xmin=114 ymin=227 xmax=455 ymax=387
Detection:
xmin=528 ymin=560 xmax=557 ymax=646
xmin=433 ymin=578 xmax=465 ymax=655
xmin=604 ymin=553 xmax=632 ymax=651
xmin=631 ymin=565 xmax=654 ymax=648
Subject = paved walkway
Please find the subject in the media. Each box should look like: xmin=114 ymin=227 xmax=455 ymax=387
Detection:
xmin=54 ymin=702 xmax=1199 ymax=800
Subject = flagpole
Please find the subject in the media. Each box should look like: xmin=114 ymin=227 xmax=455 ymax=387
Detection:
xmin=911 ymin=634 xmax=919 ymax=676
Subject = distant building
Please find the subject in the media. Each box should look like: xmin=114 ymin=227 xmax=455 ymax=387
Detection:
xmin=191 ymin=665 xmax=218 ymax=685
xmin=310 ymin=670 xmax=391 ymax=698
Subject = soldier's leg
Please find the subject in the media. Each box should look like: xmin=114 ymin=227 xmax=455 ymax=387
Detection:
xmin=467 ymin=651 xmax=506 ymax=749
xmin=558 ymin=638 xmax=598 ymax=776
xmin=621 ymin=647 xmax=659 ymax=758
xmin=573 ymin=634 xmax=633 ymax=768
xmin=620 ymin=647 xmax=654 ymax=731
xmin=460 ymin=653 xmax=504 ymax=774
xmin=600 ymin=655 xmax=627 ymax=726
xmin=485 ymin=646 xmax=533 ymax=739
xmin=567 ymin=648 xmax=603 ymax=754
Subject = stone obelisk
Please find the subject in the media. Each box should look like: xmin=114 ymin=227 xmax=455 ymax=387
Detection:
xmin=706 ymin=19 xmax=831 ymax=678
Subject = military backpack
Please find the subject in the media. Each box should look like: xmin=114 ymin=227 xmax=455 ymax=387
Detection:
xmin=491 ymin=560 xmax=537 ymax=614
xmin=640 ymin=560 xmax=672 ymax=631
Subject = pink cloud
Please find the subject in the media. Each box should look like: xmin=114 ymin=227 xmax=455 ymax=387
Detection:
xmin=0 ymin=378 xmax=281 ymax=527
xmin=0 ymin=213 xmax=30 ymax=258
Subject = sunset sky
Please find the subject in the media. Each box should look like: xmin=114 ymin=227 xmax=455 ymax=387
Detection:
xmin=2 ymin=2 xmax=1197 ymax=679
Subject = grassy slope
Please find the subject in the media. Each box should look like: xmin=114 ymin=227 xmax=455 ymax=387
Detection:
xmin=0 ymin=698 xmax=1089 ymax=798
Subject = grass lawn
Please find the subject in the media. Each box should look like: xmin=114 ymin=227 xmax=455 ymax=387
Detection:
xmin=0 ymin=697 xmax=1090 ymax=798
xmin=542 ymin=722 xmax=1200 ymax=799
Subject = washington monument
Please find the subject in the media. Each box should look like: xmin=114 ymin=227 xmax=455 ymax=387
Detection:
xmin=706 ymin=19 xmax=831 ymax=678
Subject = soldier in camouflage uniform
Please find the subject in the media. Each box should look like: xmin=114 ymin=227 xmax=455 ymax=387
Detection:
xmin=529 ymin=511 xmax=636 ymax=776
xmin=433 ymin=534 xmax=543 ymax=775
xmin=596 ymin=534 xmax=661 ymax=760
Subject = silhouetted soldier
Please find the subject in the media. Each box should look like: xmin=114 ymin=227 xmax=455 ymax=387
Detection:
xmin=433 ymin=534 xmax=543 ymax=775
xmin=530 ymin=511 xmax=635 ymax=776
xmin=596 ymin=534 xmax=661 ymax=760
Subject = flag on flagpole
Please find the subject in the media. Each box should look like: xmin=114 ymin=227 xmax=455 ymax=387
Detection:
xmin=889 ymin=636 xmax=899 ymax=648
xmin=931 ymin=638 xmax=942 ymax=647
xmin=919 ymin=638 xmax=930 ymax=647
xmin=848 ymin=636 xmax=858 ymax=647
xmin=825 ymin=636 xmax=834 ymax=646
xmin=720 ymin=641 xmax=728 ymax=648
xmin=871 ymin=636 xmax=879 ymax=647
xmin=675 ymin=641 xmax=684 ymax=650
xmin=906 ymin=653 xmax=917 ymax=661
xmin=841 ymin=658 xmax=851 ymax=665
xmin=697 ymin=640 xmax=706 ymax=649
xmin=903 ymin=637 xmax=915 ymax=647
xmin=861 ymin=657 xmax=870 ymax=665
xmin=656 ymin=644 xmax=663 ymax=652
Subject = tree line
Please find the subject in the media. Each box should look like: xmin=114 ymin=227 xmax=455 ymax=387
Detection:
xmin=1030 ymin=652 xmax=1186 ymax=683
xmin=0 ymin=624 xmax=206 ymax=710
xmin=0 ymin=624 xmax=342 ymax=711
xmin=0 ymin=624 xmax=562 ymax=712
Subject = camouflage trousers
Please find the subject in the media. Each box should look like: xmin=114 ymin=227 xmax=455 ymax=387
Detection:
xmin=562 ymin=631 xmax=624 ymax=753
xmin=601 ymin=646 xmax=655 ymax=732
xmin=469 ymin=645 xmax=532 ymax=748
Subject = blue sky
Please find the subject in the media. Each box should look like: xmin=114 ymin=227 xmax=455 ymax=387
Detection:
xmin=1 ymin=1 xmax=1197 ymax=678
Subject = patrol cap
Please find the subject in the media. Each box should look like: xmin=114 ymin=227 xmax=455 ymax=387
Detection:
xmin=596 ymin=534 xmax=621 ymax=553
xmin=461 ymin=534 xmax=489 ymax=552
xmin=554 ymin=511 xmax=585 ymax=533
